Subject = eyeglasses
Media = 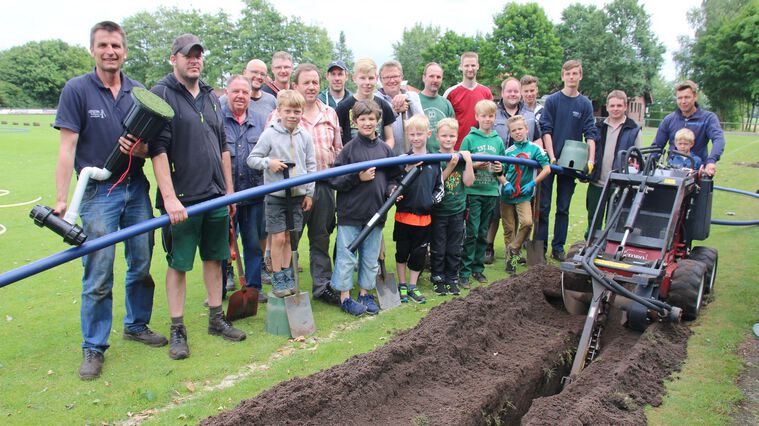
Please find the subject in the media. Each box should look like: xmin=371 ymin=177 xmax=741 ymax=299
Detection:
xmin=381 ymin=74 xmax=402 ymax=81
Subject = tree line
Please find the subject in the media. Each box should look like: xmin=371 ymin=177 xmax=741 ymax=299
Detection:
xmin=0 ymin=0 xmax=755 ymax=129
xmin=675 ymin=0 xmax=758 ymax=130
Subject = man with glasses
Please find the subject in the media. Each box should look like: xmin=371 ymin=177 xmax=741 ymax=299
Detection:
xmin=375 ymin=60 xmax=423 ymax=155
xmin=262 ymin=51 xmax=293 ymax=96
xmin=243 ymin=59 xmax=277 ymax=119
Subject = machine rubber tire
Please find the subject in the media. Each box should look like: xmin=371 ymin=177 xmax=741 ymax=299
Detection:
xmin=688 ymin=247 xmax=718 ymax=295
xmin=667 ymin=259 xmax=707 ymax=321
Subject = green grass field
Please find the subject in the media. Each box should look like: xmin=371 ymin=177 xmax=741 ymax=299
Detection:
xmin=0 ymin=116 xmax=757 ymax=424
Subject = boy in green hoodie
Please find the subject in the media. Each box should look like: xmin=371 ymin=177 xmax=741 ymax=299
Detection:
xmin=501 ymin=115 xmax=551 ymax=274
xmin=458 ymin=99 xmax=506 ymax=287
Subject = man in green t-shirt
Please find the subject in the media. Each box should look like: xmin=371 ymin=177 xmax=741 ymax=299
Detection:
xmin=418 ymin=62 xmax=455 ymax=153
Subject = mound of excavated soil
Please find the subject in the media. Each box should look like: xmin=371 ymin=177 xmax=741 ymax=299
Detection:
xmin=523 ymin=315 xmax=691 ymax=425
xmin=202 ymin=265 xmax=692 ymax=425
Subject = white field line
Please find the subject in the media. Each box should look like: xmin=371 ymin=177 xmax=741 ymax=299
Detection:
xmin=0 ymin=189 xmax=42 ymax=237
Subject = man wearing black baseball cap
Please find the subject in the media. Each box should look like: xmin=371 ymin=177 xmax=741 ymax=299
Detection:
xmin=171 ymin=33 xmax=203 ymax=56
xmin=318 ymin=60 xmax=352 ymax=109
xmin=149 ymin=33 xmax=247 ymax=360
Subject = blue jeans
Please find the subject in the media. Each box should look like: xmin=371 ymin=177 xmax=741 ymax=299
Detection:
xmin=235 ymin=202 xmax=266 ymax=289
xmin=78 ymin=175 xmax=154 ymax=353
xmin=538 ymin=173 xmax=577 ymax=253
xmin=330 ymin=225 xmax=382 ymax=292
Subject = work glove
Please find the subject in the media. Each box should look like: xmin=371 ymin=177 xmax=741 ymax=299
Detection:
xmin=502 ymin=182 xmax=515 ymax=197
xmin=586 ymin=161 xmax=595 ymax=175
xmin=521 ymin=181 xmax=535 ymax=197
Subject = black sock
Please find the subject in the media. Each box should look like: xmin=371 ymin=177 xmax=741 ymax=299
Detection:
xmin=209 ymin=305 xmax=223 ymax=316
xmin=171 ymin=316 xmax=184 ymax=326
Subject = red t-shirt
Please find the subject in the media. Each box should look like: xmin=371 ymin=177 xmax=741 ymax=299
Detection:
xmin=443 ymin=83 xmax=493 ymax=149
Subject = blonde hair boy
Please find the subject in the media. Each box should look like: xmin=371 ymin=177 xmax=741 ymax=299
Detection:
xmin=276 ymin=89 xmax=305 ymax=110
xmin=474 ymin=99 xmax=497 ymax=116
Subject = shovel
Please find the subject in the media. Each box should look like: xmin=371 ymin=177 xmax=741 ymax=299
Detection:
xmin=525 ymin=185 xmax=545 ymax=266
xmin=348 ymin=166 xmax=421 ymax=311
xmin=282 ymin=164 xmax=316 ymax=337
xmin=375 ymin=247 xmax=401 ymax=310
xmin=226 ymin=219 xmax=259 ymax=321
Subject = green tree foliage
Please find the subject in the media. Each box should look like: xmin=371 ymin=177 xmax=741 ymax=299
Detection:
xmin=333 ymin=31 xmax=355 ymax=71
xmin=234 ymin=0 xmax=332 ymax=75
xmin=0 ymin=81 xmax=35 ymax=108
xmin=122 ymin=0 xmax=333 ymax=89
xmin=558 ymin=0 xmax=664 ymax=106
xmin=677 ymin=0 xmax=757 ymax=126
xmin=393 ymin=23 xmax=441 ymax=89
xmin=122 ymin=7 xmax=233 ymax=89
xmin=647 ymin=73 xmax=677 ymax=124
xmin=420 ymin=31 xmax=488 ymax=93
xmin=481 ymin=2 xmax=562 ymax=95
xmin=0 ymin=40 xmax=91 ymax=107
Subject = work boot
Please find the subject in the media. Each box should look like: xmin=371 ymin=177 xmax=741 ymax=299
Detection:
xmin=484 ymin=244 xmax=495 ymax=264
xmin=208 ymin=311 xmax=246 ymax=341
xmin=551 ymin=250 xmax=566 ymax=262
xmin=168 ymin=324 xmax=189 ymax=360
xmin=282 ymin=267 xmax=297 ymax=295
xmin=79 ymin=348 xmax=104 ymax=380
xmin=123 ymin=327 xmax=168 ymax=347
xmin=357 ymin=293 xmax=379 ymax=315
xmin=271 ymin=271 xmax=290 ymax=298
xmin=472 ymin=272 xmax=488 ymax=283
xmin=459 ymin=277 xmax=471 ymax=289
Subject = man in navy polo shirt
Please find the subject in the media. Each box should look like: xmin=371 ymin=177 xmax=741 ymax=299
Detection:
xmin=652 ymin=80 xmax=725 ymax=177
xmin=54 ymin=21 xmax=166 ymax=381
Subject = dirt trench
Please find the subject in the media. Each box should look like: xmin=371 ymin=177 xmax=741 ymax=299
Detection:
xmin=201 ymin=265 xmax=691 ymax=425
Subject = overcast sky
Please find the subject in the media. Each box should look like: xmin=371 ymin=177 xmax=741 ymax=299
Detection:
xmin=0 ymin=0 xmax=698 ymax=80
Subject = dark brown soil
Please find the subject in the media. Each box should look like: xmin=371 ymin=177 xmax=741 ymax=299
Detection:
xmin=202 ymin=265 xmax=692 ymax=425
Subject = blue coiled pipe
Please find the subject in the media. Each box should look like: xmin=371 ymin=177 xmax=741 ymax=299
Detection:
xmin=712 ymin=185 xmax=759 ymax=226
xmin=0 ymin=154 xmax=569 ymax=288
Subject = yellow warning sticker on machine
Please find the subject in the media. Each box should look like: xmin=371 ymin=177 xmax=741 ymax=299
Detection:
xmin=594 ymin=259 xmax=633 ymax=269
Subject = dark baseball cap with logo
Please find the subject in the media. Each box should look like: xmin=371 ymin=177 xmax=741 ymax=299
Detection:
xmin=171 ymin=34 xmax=204 ymax=56
xmin=327 ymin=60 xmax=348 ymax=72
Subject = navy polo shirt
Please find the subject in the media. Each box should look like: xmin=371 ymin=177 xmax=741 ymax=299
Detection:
xmin=54 ymin=68 xmax=145 ymax=175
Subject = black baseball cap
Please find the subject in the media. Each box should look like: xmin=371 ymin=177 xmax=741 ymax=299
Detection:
xmin=171 ymin=34 xmax=204 ymax=56
xmin=327 ymin=60 xmax=348 ymax=72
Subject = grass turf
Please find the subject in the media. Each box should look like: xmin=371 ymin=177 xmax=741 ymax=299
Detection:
xmin=0 ymin=118 xmax=757 ymax=424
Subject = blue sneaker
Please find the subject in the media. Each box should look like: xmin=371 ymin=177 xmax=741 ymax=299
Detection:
xmin=341 ymin=297 xmax=367 ymax=317
xmin=358 ymin=293 xmax=379 ymax=315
